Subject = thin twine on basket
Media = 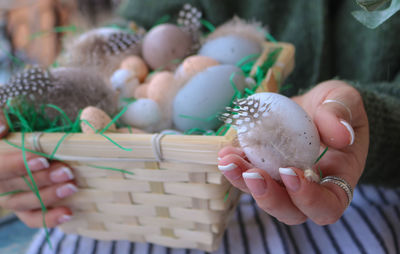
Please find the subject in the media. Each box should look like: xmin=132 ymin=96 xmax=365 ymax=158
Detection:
xmin=151 ymin=133 xmax=166 ymax=162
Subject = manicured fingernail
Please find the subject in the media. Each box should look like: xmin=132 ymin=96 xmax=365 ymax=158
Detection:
xmin=27 ymin=157 xmax=50 ymax=171
xmin=243 ymin=172 xmax=266 ymax=196
xmin=218 ymin=163 xmax=237 ymax=171
xmin=56 ymin=183 xmax=78 ymax=198
xmin=50 ymin=167 xmax=74 ymax=183
xmin=58 ymin=214 xmax=72 ymax=224
xmin=340 ymin=120 xmax=354 ymax=145
xmin=217 ymin=157 xmax=221 ymax=161
xmin=279 ymin=167 xmax=300 ymax=192
xmin=0 ymin=125 xmax=6 ymax=135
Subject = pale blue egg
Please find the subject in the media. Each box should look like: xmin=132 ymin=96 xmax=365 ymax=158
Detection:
xmin=199 ymin=35 xmax=262 ymax=65
xmin=173 ymin=65 xmax=247 ymax=131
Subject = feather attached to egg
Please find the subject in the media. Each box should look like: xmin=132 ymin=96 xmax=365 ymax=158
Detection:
xmin=222 ymin=92 xmax=321 ymax=182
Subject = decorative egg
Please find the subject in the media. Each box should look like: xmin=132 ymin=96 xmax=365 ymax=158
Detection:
xmin=173 ymin=65 xmax=247 ymax=131
xmin=110 ymin=69 xmax=139 ymax=98
xmin=223 ymin=92 xmax=320 ymax=181
xmin=175 ymin=55 xmax=219 ymax=80
xmin=134 ymin=84 xmax=149 ymax=98
xmin=120 ymin=56 xmax=149 ymax=82
xmin=142 ymin=24 xmax=192 ymax=70
xmin=121 ymin=98 xmax=161 ymax=131
xmin=160 ymin=129 xmax=183 ymax=135
xmin=147 ymin=71 xmax=175 ymax=103
xmin=80 ymin=106 xmax=116 ymax=134
xmin=198 ymin=35 xmax=262 ymax=65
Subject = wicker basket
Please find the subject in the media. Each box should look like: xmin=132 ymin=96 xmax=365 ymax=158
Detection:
xmin=0 ymin=41 xmax=294 ymax=252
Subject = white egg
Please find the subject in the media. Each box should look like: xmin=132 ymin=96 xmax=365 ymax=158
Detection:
xmin=225 ymin=92 xmax=320 ymax=181
xmin=110 ymin=69 xmax=139 ymax=99
xmin=121 ymin=99 xmax=161 ymax=131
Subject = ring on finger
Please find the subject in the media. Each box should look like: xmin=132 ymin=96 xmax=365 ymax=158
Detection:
xmin=320 ymin=176 xmax=353 ymax=208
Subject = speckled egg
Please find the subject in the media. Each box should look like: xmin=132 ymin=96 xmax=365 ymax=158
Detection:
xmin=173 ymin=65 xmax=247 ymax=131
xmin=142 ymin=24 xmax=192 ymax=70
xmin=121 ymin=98 xmax=161 ymax=131
xmin=175 ymin=55 xmax=219 ymax=80
xmin=223 ymin=92 xmax=320 ymax=181
xmin=80 ymin=106 xmax=116 ymax=134
xmin=198 ymin=35 xmax=262 ymax=65
xmin=120 ymin=56 xmax=149 ymax=82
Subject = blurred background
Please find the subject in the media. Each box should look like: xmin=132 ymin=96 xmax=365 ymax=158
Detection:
xmin=0 ymin=1 xmax=118 ymax=253
xmin=0 ymin=0 xmax=119 ymax=83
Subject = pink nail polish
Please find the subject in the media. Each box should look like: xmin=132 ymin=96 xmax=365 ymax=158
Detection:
xmin=58 ymin=214 xmax=72 ymax=224
xmin=50 ymin=167 xmax=74 ymax=183
xmin=243 ymin=172 xmax=267 ymax=196
xmin=279 ymin=168 xmax=300 ymax=192
xmin=27 ymin=157 xmax=50 ymax=171
xmin=56 ymin=184 xmax=78 ymax=198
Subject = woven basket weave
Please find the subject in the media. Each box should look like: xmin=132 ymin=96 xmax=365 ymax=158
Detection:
xmin=0 ymin=42 xmax=294 ymax=252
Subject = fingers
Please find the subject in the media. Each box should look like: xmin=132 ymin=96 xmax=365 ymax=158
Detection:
xmin=279 ymin=167 xmax=350 ymax=225
xmin=293 ymin=80 xmax=367 ymax=150
xmin=314 ymin=84 xmax=362 ymax=149
xmin=0 ymin=182 xmax=78 ymax=211
xmin=0 ymin=163 xmax=74 ymax=193
xmin=16 ymin=207 xmax=72 ymax=228
xmin=0 ymin=111 xmax=9 ymax=138
xmin=243 ymin=169 xmax=307 ymax=225
xmin=0 ymin=152 xmax=50 ymax=180
xmin=218 ymin=146 xmax=246 ymax=160
xmin=218 ymin=151 xmax=253 ymax=193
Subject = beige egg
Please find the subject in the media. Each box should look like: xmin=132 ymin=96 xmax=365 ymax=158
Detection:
xmin=80 ymin=106 xmax=116 ymax=134
xmin=142 ymin=24 xmax=192 ymax=70
xmin=147 ymin=71 xmax=175 ymax=103
xmin=117 ymin=127 xmax=147 ymax=134
xmin=120 ymin=56 xmax=149 ymax=82
xmin=134 ymin=84 xmax=149 ymax=98
xmin=176 ymin=55 xmax=219 ymax=79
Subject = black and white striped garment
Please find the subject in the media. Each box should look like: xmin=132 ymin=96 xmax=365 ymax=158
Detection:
xmin=26 ymin=185 xmax=400 ymax=254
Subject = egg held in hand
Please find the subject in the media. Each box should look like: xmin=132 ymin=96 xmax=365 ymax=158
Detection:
xmin=222 ymin=92 xmax=321 ymax=182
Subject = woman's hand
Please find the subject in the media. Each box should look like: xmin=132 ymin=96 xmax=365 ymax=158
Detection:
xmin=0 ymin=112 xmax=77 ymax=228
xmin=218 ymin=80 xmax=369 ymax=225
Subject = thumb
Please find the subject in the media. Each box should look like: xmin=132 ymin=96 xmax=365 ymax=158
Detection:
xmin=0 ymin=111 xmax=9 ymax=138
xmin=314 ymin=93 xmax=357 ymax=150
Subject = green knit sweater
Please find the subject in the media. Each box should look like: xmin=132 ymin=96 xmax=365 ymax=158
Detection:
xmin=118 ymin=0 xmax=400 ymax=187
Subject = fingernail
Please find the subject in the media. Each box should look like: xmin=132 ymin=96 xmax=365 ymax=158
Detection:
xmin=27 ymin=157 xmax=50 ymax=171
xmin=0 ymin=125 xmax=6 ymax=135
xmin=340 ymin=120 xmax=355 ymax=145
xmin=279 ymin=167 xmax=300 ymax=192
xmin=56 ymin=183 xmax=78 ymax=198
xmin=243 ymin=172 xmax=267 ymax=196
xmin=58 ymin=214 xmax=72 ymax=224
xmin=50 ymin=167 xmax=74 ymax=183
xmin=218 ymin=163 xmax=237 ymax=171
xmin=217 ymin=157 xmax=221 ymax=161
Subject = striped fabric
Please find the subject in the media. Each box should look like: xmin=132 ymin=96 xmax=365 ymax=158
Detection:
xmin=26 ymin=185 xmax=400 ymax=254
